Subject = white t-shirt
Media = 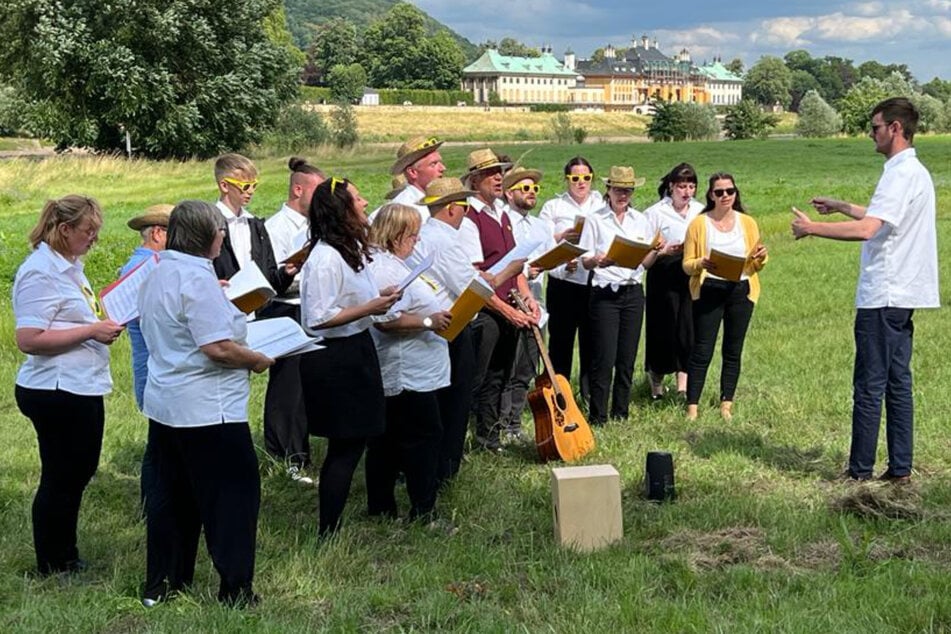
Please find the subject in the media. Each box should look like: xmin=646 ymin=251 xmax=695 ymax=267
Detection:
xmin=579 ymin=205 xmax=652 ymax=289
xmin=857 ymin=148 xmax=940 ymax=309
xmin=13 ymin=242 xmax=112 ymax=395
xmin=705 ymin=215 xmax=748 ymax=281
xmin=411 ymin=217 xmax=479 ymax=309
xmin=644 ymin=196 xmax=704 ymax=245
xmin=368 ymin=251 xmax=451 ymax=396
xmin=368 ymin=184 xmax=428 ymax=226
xmin=538 ymin=190 xmax=604 ymax=284
xmin=139 ymin=249 xmax=250 ymax=427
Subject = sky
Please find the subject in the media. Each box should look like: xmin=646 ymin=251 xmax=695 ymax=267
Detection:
xmin=412 ymin=0 xmax=951 ymax=81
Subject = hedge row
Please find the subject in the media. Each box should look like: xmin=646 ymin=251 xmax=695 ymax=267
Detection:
xmin=299 ymin=86 xmax=473 ymax=106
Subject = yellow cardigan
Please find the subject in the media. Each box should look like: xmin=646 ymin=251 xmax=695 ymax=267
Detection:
xmin=682 ymin=212 xmax=767 ymax=303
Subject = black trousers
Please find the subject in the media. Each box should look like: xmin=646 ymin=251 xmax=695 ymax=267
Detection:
xmin=366 ymin=390 xmax=442 ymax=520
xmin=588 ymin=284 xmax=645 ymax=424
xmin=145 ymin=420 xmax=260 ymax=604
xmin=546 ymin=276 xmax=592 ymax=400
xmin=500 ymin=327 xmax=541 ymax=432
xmin=472 ymin=310 xmax=520 ymax=446
xmin=318 ymin=437 xmax=368 ymax=536
xmin=260 ymin=302 xmax=310 ymax=468
xmin=686 ymin=279 xmax=755 ymax=405
xmin=15 ymin=386 xmax=103 ymax=574
xmin=645 ymin=255 xmax=693 ymax=375
xmin=436 ymin=324 xmax=475 ymax=484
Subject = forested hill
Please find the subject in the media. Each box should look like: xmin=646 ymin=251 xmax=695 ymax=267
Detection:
xmin=283 ymin=0 xmax=477 ymax=58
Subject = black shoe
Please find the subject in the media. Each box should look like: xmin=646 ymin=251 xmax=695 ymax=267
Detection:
xmin=878 ymin=471 xmax=912 ymax=485
xmin=39 ymin=558 xmax=88 ymax=576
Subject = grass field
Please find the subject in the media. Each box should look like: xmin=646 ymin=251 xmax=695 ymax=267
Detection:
xmin=1 ymin=137 xmax=951 ymax=632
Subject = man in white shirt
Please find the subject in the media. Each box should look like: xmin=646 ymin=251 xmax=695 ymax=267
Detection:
xmin=262 ymin=157 xmax=325 ymax=483
xmin=368 ymin=135 xmax=445 ymax=224
xmin=791 ymin=97 xmax=939 ymax=484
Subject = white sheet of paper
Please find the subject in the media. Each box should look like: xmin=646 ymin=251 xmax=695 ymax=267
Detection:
xmin=100 ymin=253 xmax=160 ymax=324
xmin=246 ymin=317 xmax=323 ymax=359
xmin=486 ymin=240 xmax=542 ymax=276
xmin=225 ymin=261 xmax=275 ymax=302
xmin=397 ymin=251 xmax=434 ymax=293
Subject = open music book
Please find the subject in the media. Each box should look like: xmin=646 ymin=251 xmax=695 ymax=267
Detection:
xmin=99 ymin=253 xmax=160 ymax=324
xmin=246 ymin=317 xmax=323 ymax=359
xmin=605 ymin=233 xmax=659 ymax=269
xmin=529 ymin=240 xmax=587 ymax=271
xmin=225 ymin=261 xmax=275 ymax=314
xmin=436 ymin=276 xmax=494 ymax=343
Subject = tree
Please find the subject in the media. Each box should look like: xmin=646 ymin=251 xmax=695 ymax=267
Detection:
xmin=327 ymin=63 xmax=367 ymax=104
xmin=743 ymin=56 xmax=793 ymax=108
xmin=789 ymin=70 xmax=821 ymax=112
xmin=0 ymin=0 xmax=300 ymax=158
xmin=306 ymin=18 xmax=359 ymax=85
xmin=921 ymin=77 xmax=951 ymax=102
xmin=857 ymin=60 xmax=913 ymax=83
xmin=478 ymin=37 xmax=540 ymax=58
xmin=837 ymin=72 xmax=916 ymax=134
xmin=725 ymin=58 xmax=744 ymax=76
xmin=795 ymin=90 xmax=842 ymax=137
xmin=723 ymin=100 xmax=778 ymax=140
xmin=647 ymin=101 xmax=719 ymax=142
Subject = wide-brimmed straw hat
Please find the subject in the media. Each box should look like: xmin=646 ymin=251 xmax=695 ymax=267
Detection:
xmin=601 ymin=165 xmax=646 ymax=189
xmin=384 ymin=174 xmax=407 ymax=200
xmin=390 ymin=136 xmax=445 ymax=175
xmin=418 ymin=177 xmax=476 ymax=209
xmin=127 ymin=204 xmax=173 ymax=230
xmin=501 ymin=166 xmax=543 ymax=190
xmin=462 ymin=148 xmax=512 ymax=182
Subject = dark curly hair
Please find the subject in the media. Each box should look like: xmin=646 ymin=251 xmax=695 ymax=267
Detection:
xmin=308 ymin=178 xmax=372 ymax=271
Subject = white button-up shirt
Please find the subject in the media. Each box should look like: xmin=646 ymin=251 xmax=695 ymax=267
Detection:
xmin=579 ymin=204 xmax=652 ymax=289
xmin=216 ymin=200 xmax=253 ymax=271
xmin=368 ymin=184 xmax=429 ymax=226
xmin=858 ymin=147 xmax=940 ymax=309
xmin=13 ymin=242 xmax=113 ymax=395
xmin=265 ymin=203 xmax=308 ymax=303
xmin=139 ymin=250 xmax=251 ymax=427
xmin=511 ymin=210 xmax=555 ymax=300
xmin=538 ymin=190 xmax=604 ymax=284
xmin=411 ymin=216 xmax=479 ymax=309
xmin=300 ymin=241 xmax=387 ymax=338
xmin=644 ymin=196 xmax=704 ymax=245
xmin=368 ymin=251 xmax=450 ymax=396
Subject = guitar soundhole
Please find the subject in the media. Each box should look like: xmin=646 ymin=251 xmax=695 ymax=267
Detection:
xmin=555 ymin=393 xmax=567 ymax=411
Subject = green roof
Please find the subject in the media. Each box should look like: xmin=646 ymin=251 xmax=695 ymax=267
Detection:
xmin=463 ymin=50 xmax=576 ymax=76
xmin=697 ymin=61 xmax=743 ymax=81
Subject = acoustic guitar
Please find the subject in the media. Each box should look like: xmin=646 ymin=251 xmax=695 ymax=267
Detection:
xmin=510 ymin=290 xmax=595 ymax=462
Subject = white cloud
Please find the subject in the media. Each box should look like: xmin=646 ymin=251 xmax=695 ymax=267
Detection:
xmin=752 ymin=17 xmax=816 ymax=47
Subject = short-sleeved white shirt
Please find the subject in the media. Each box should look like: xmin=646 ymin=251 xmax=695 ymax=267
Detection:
xmin=13 ymin=242 xmax=112 ymax=395
xmin=265 ymin=203 xmax=308 ymax=303
xmin=300 ymin=241 xmax=383 ymax=338
xmin=412 ymin=217 xmax=479 ymax=309
xmin=216 ymin=200 xmax=254 ymax=271
xmin=579 ymin=204 xmax=652 ymax=289
xmin=644 ymin=196 xmax=704 ymax=245
xmin=857 ymin=148 xmax=940 ymax=309
xmin=139 ymin=250 xmax=251 ymax=427
xmin=511 ymin=211 xmax=555 ymax=300
xmin=538 ymin=190 xmax=604 ymax=284
xmin=368 ymin=251 xmax=451 ymax=396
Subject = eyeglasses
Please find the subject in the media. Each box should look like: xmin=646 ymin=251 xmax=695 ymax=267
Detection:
xmin=222 ymin=177 xmax=259 ymax=193
xmin=413 ymin=137 xmax=440 ymax=151
xmin=870 ymin=122 xmax=890 ymax=134
xmin=713 ymin=188 xmax=737 ymax=198
xmin=451 ymin=201 xmax=470 ymax=212
xmin=71 ymin=223 xmax=99 ymax=238
xmin=509 ymin=183 xmax=540 ymax=193
xmin=566 ymin=174 xmax=593 ymax=183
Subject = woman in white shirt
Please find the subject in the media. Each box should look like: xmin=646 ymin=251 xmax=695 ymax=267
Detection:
xmin=643 ymin=163 xmax=705 ymax=400
xmin=580 ymin=166 xmax=663 ymax=426
xmin=682 ymin=173 xmax=768 ymax=421
xmin=13 ymin=195 xmax=124 ymax=575
xmin=366 ymin=204 xmax=452 ymax=521
xmin=299 ymin=178 xmax=401 ymax=537
xmin=138 ymin=201 xmax=273 ymax=606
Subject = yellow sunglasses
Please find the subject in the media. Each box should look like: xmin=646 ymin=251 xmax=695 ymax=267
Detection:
xmin=413 ymin=137 xmax=440 ymax=151
xmin=222 ymin=177 xmax=259 ymax=192
xmin=566 ymin=174 xmax=593 ymax=183
xmin=82 ymin=285 xmax=104 ymax=319
xmin=509 ymin=183 xmax=540 ymax=193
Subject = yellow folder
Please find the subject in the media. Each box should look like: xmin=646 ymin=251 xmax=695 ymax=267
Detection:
xmin=437 ymin=277 xmax=495 ymax=342
xmin=605 ymin=233 xmax=659 ymax=269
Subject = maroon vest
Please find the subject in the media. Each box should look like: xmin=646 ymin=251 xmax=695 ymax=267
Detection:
xmin=467 ymin=205 xmax=517 ymax=302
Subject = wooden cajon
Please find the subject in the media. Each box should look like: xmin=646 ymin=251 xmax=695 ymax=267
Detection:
xmin=550 ymin=464 xmax=622 ymax=552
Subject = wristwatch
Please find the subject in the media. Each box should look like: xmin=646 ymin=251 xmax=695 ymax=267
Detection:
xmin=423 ymin=317 xmax=433 ymax=330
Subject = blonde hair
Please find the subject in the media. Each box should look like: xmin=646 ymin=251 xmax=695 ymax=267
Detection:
xmin=29 ymin=195 xmax=103 ymax=252
xmin=370 ymin=204 xmax=421 ymax=253
xmin=214 ymin=152 xmax=258 ymax=182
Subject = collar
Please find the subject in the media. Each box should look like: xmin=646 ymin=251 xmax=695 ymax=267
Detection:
xmin=160 ymin=248 xmax=215 ymax=270
xmin=37 ymin=241 xmax=82 ymax=274
xmin=884 ymin=147 xmax=916 ymax=171
xmin=216 ymin=199 xmax=254 ymax=220
xmin=279 ymin=203 xmax=308 ymax=229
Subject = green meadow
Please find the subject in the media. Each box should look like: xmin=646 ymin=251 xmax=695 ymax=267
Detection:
xmin=1 ymin=137 xmax=950 ymax=632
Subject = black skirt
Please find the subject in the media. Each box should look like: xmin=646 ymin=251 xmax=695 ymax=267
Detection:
xmin=300 ymin=329 xmax=385 ymax=439
xmin=644 ymin=254 xmax=693 ymax=375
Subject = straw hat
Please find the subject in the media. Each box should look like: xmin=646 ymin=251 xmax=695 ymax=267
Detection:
xmin=462 ymin=148 xmax=512 ymax=182
xmin=127 ymin=204 xmax=173 ymax=230
xmin=501 ymin=166 xmax=543 ymax=190
xmin=384 ymin=174 xmax=408 ymax=200
xmin=601 ymin=165 xmax=646 ymax=188
xmin=418 ymin=177 xmax=476 ymax=209
xmin=390 ymin=136 xmax=445 ymax=175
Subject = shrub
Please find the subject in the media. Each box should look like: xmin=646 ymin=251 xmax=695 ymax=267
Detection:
xmin=261 ymin=105 xmax=328 ymax=153
xmin=0 ymin=85 xmax=25 ymax=136
xmin=647 ymin=101 xmax=720 ymax=142
xmin=548 ymin=113 xmax=587 ymax=144
xmin=795 ymin=90 xmax=842 ymax=137
xmin=723 ymin=100 xmax=779 ymax=140
xmin=330 ymin=102 xmax=359 ymax=148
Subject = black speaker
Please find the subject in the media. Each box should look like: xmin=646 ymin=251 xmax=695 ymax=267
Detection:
xmin=645 ymin=451 xmax=675 ymax=501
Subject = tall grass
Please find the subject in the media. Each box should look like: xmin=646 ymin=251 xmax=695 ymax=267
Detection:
xmin=1 ymin=137 xmax=951 ymax=631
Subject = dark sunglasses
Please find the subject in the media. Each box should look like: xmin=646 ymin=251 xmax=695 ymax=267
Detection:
xmin=713 ymin=187 xmax=737 ymax=198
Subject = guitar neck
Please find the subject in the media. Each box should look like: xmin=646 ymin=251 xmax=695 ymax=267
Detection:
xmin=510 ymin=289 xmax=562 ymax=396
